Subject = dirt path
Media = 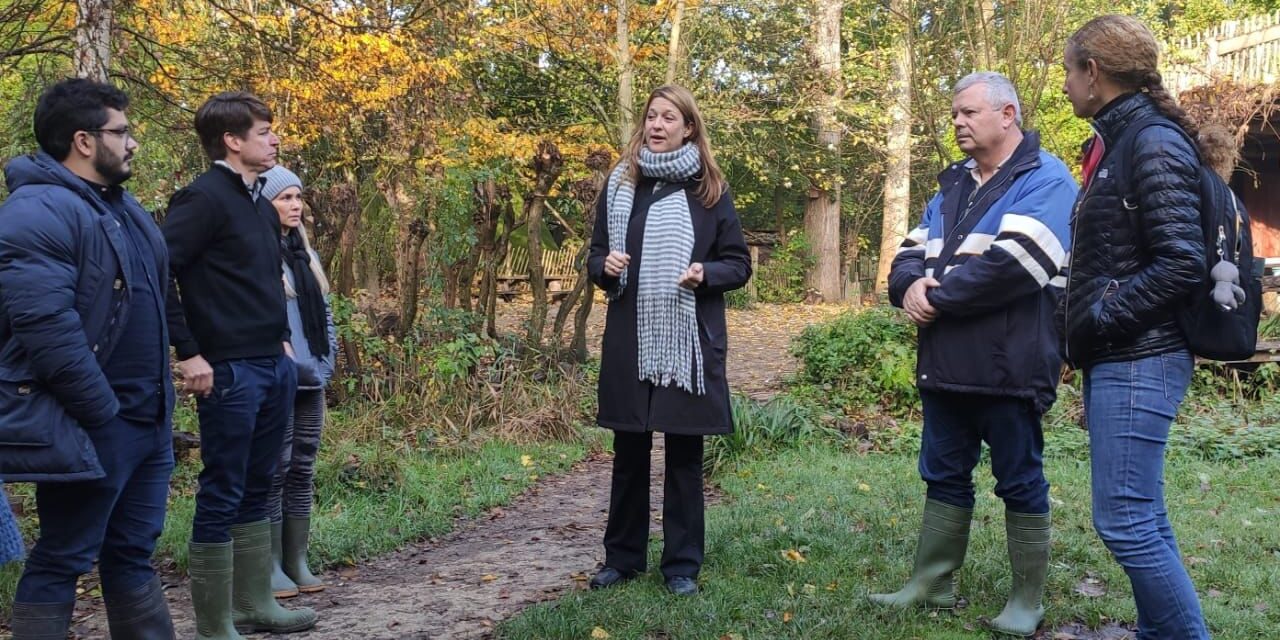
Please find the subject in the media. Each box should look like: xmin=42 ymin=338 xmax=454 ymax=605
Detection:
xmin=71 ymin=302 xmax=845 ymax=639
xmin=499 ymin=300 xmax=846 ymax=400
xmin=74 ymin=450 xmax=678 ymax=639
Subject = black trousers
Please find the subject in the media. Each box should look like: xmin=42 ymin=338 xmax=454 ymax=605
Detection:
xmin=603 ymin=431 xmax=705 ymax=579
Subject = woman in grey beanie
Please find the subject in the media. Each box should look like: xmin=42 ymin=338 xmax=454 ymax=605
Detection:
xmin=260 ymin=165 xmax=337 ymax=599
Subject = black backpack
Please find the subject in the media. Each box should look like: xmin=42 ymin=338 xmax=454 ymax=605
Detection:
xmin=1111 ymin=118 xmax=1263 ymax=362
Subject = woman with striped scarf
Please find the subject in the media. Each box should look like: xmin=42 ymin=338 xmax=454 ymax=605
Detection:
xmin=586 ymin=85 xmax=752 ymax=596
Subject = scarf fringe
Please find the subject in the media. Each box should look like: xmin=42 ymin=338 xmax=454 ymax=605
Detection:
xmin=605 ymin=143 xmax=706 ymax=396
xmin=636 ymin=288 xmax=705 ymax=395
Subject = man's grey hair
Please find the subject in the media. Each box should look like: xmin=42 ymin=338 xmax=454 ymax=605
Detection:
xmin=955 ymin=71 xmax=1023 ymax=127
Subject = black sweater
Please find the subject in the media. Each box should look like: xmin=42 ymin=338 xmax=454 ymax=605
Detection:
xmin=163 ymin=164 xmax=289 ymax=363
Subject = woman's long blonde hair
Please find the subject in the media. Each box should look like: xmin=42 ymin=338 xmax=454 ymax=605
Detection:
xmin=283 ymin=223 xmax=330 ymax=299
xmin=617 ymin=84 xmax=727 ymax=209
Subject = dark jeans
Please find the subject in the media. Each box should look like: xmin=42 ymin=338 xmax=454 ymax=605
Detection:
xmin=1085 ymin=350 xmax=1209 ymax=640
xmin=268 ymin=389 xmax=326 ymax=521
xmin=16 ymin=415 xmax=173 ymax=603
xmin=603 ymin=431 xmax=705 ymax=580
xmin=918 ymin=389 xmax=1049 ymax=514
xmin=192 ymin=356 xmax=296 ymax=543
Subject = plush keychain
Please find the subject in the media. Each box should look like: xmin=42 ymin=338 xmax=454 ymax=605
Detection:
xmin=1209 ymin=260 xmax=1247 ymax=310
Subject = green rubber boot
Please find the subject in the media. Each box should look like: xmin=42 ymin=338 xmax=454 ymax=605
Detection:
xmin=869 ymin=499 xmax=973 ymax=609
xmin=230 ymin=520 xmax=317 ymax=634
xmin=188 ymin=541 xmax=245 ymax=640
xmin=9 ymin=601 xmax=74 ymax=640
xmin=990 ymin=511 xmax=1051 ymax=636
xmin=270 ymin=520 xmax=299 ymax=598
xmin=282 ymin=516 xmax=326 ymax=593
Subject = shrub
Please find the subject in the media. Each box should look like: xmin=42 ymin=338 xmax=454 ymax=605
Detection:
xmin=705 ymin=395 xmax=839 ymax=476
xmin=789 ymin=305 xmax=919 ymax=417
xmin=755 ymin=231 xmax=814 ymax=304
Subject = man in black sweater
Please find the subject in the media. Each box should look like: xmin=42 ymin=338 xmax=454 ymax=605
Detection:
xmin=163 ymin=92 xmax=316 ymax=637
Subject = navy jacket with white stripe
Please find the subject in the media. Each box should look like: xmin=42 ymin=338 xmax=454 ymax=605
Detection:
xmin=888 ymin=131 xmax=1077 ymax=412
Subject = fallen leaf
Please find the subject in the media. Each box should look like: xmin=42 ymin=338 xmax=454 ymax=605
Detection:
xmin=781 ymin=549 xmax=806 ymax=563
xmin=481 ymin=574 xmax=498 ymax=582
xmin=1074 ymin=576 xmax=1106 ymax=597
xmin=783 ymin=611 xmax=793 ymax=623
xmin=591 ymin=627 xmax=611 ymax=639
xmin=521 ymin=455 xmax=533 ymax=467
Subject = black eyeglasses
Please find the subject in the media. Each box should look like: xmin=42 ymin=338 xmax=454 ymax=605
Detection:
xmin=84 ymin=127 xmax=133 ymax=140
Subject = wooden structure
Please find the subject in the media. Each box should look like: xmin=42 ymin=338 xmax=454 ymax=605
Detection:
xmin=496 ymin=241 xmax=581 ymax=301
xmin=1165 ymin=13 xmax=1280 ymax=265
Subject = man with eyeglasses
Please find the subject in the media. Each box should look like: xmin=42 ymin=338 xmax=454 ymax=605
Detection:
xmin=0 ymin=79 xmax=176 ymax=638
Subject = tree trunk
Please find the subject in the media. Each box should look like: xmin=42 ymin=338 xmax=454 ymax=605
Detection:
xmin=475 ymin=179 xmax=499 ymax=324
xmin=386 ymin=178 xmax=427 ymax=337
xmin=616 ymin=0 xmax=634 ymax=145
xmin=876 ymin=13 xmax=912 ymax=295
xmin=525 ymin=141 xmax=565 ymax=347
xmin=487 ymin=190 xmax=516 ymax=339
xmin=571 ymin=150 xmax=613 ymax=360
xmin=553 ymin=242 xmax=590 ymax=344
xmin=331 ymin=181 xmax=361 ymax=297
xmin=803 ymin=0 xmax=843 ymax=302
xmin=665 ymin=0 xmax=685 ymax=85
xmin=75 ymin=0 xmax=110 ymax=81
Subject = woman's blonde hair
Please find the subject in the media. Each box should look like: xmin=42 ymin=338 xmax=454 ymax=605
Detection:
xmin=617 ymin=84 xmax=727 ymax=208
xmin=283 ymin=224 xmax=330 ymax=298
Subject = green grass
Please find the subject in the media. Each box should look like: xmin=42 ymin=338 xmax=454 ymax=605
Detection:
xmin=499 ymin=442 xmax=1280 ymax=639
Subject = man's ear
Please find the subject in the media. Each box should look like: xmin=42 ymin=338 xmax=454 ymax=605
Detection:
xmin=71 ymin=131 xmax=96 ymax=160
xmin=222 ymin=131 xmax=243 ymax=155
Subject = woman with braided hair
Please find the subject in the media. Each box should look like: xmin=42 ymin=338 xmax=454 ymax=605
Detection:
xmin=585 ymin=85 xmax=751 ymax=596
xmin=1061 ymin=15 xmax=1220 ymax=639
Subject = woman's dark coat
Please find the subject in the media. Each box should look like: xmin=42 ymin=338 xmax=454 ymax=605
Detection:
xmin=1062 ymin=92 xmax=1205 ymax=368
xmin=587 ymin=176 xmax=752 ymax=435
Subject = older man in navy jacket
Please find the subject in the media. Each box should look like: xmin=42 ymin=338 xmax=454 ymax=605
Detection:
xmin=872 ymin=72 xmax=1076 ymax=638
xmin=0 ymin=80 xmax=175 ymax=638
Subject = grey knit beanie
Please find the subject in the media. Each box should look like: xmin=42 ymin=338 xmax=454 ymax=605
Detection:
xmin=260 ymin=165 xmax=303 ymax=201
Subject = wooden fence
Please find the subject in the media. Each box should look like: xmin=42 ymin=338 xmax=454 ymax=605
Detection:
xmin=1166 ymin=11 xmax=1280 ymax=94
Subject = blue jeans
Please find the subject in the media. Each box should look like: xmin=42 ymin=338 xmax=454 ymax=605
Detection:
xmin=192 ymin=356 xmax=296 ymax=543
xmin=1085 ymin=350 xmax=1209 ymax=640
xmin=16 ymin=415 xmax=174 ymax=603
xmin=919 ymin=390 xmax=1049 ymax=514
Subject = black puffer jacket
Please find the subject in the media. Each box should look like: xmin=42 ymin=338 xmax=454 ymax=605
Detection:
xmin=1062 ymin=93 xmax=1205 ymax=368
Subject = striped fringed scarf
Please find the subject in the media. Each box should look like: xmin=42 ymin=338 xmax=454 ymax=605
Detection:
xmin=605 ymin=143 xmax=705 ymax=395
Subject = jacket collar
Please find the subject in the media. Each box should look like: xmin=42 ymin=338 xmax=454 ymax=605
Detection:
xmin=937 ymin=129 xmax=1043 ymax=190
xmin=211 ymin=161 xmax=266 ymax=201
xmin=1091 ymin=92 xmax=1161 ymax=147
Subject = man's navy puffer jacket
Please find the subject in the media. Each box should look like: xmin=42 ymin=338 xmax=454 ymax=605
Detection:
xmin=1062 ymin=92 xmax=1205 ymax=368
